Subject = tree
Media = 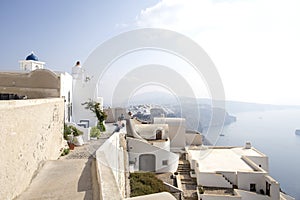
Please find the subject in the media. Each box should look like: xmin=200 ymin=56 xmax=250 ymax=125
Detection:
xmin=82 ymin=99 xmax=107 ymax=131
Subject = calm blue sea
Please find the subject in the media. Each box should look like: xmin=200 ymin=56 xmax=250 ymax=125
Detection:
xmin=205 ymin=109 xmax=300 ymax=199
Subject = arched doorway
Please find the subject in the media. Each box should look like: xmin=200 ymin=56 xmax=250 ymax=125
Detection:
xmin=139 ymin=154 xmax=155 ymax=172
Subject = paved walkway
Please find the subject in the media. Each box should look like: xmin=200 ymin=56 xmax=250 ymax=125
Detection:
xmin=16 ymin=132 xmax=114 ymax=200
xmin=16 ymin=159 xmax=95 ymax=200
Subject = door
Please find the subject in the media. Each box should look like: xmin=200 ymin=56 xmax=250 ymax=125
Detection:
xmin=156 ymin=130 xmax=162 ymax=140
xmin=139 ymin=154 xmax=156 ymax=172
xmin=250 ymin=183 xmax=256 ymax=192
xmin=266 ymin=181 xmax=271 ymax=196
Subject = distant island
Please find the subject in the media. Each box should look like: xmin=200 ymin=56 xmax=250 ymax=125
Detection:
xmin=125 ymin=91 xmax=300 ymax=133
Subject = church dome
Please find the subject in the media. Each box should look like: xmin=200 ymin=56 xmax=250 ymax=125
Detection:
xmin=26 ymin=53 xmax=39 ymax=61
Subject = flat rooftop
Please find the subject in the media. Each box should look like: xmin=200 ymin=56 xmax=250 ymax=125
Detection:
xmin=188 ymin=147 xmax=264 ymax=172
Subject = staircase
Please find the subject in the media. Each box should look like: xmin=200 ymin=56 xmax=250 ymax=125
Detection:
xmin=177 ymin=155 xmax=198 ymax=200
xmin=221 ymin=174 xmax=234 ymax=188
xmin=218 ymin=173 xmax=237 ymax=189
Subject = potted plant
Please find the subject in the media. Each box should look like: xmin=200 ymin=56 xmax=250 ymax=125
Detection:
xmin=82 ymin=99 xmax=107 ymax=132
xmin=64 ymin=124 xmax=72 ymax=141
xmin=90 ymin=126 xmax=101 ymax=140
xmin=70 ymin=125 xmax=84 ymax=146
xmin=198 ymin=185 xmax=205 ymax=194
xmin=64 ymin=124 xmax=75 ymax=149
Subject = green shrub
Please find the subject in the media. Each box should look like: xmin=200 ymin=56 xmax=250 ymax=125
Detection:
xmin=90 ymin=126 xmax=101 ymax=138
xmin=64 ymin=124 xmax=83 ymax=138
xmin=61 ymin=148 xmax=70 ymax=156
xmin=130 ymin=172 xmax=169 ymax=197
xmin=198 ymin=185 xmax=205 ymax=194
xmin=70 ymin=125 xmax=83 ymax=136
xmin=64 ymin=124 xmax=72 ymax=140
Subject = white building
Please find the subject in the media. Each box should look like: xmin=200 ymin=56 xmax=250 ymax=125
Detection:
xmin=126 ymin=116 xmax=203 ymax=174
xmin=127 ymin=118 xmax=179 ymax=173
xmin=57 ymin=71 xmax=73 ymax=122
xmin=19 ymin=52 xmax=45 ymax=71
xmin=71 ymin=61 xmax=105 ymax=126
xmin=1 ymin=53 xmax=73 ymax=122
xmin=186 ymin=143 xmax=295 ymax=200
xmin=153 ymin=117 xmax=187 ymax=150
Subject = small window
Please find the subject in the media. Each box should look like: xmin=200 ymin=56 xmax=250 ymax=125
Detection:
xmin=162 ymin=160 xmax=168 ymax=165
xmin=156 ymin=129 xmax=162 ymax=140
xmin=250 ymin=183 xmax=256 ymax=192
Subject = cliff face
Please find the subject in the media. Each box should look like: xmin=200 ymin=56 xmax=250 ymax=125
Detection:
xmin=127 ymin=93 xmax=236 ymax=132
xmin=130 ymin=102 xmax=236 ymax=133
xmin=173 ymin=104 xmax=236 ymax=132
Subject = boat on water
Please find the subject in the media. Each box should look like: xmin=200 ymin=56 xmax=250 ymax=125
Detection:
xmin=295 ymin=130 xmax=300 ymax=135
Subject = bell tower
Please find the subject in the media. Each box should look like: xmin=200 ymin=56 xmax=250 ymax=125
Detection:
xmin=19 ymin=52 xmax=45 ymax=71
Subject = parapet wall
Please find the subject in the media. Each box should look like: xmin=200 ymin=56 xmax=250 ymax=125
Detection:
xmin=0 ymin=98 xmax=64 ymax=200
xmin=96 ymin=124 xmax=128 ymax=199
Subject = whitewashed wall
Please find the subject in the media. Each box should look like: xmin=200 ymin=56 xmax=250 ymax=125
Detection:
xmin=154 ymin=118 xmax=186 ymax=148
xmin=246 ymin=156 xmax=269 ymax=172
xmin=265 ymin=175 xmax=280 ymax=200
xmin=59 ymin=72 xmax=73 ymax=122
xmin=0 ymin=98 xmax=64 ymax=200
xmin=149 ymin=139 xmax=170 ymax=151
xmin=96 ymin=131 xmax=128 ymax=199
xmin=135 ymin=124 xmax=169 ymax=140
xmin=237 ymin=172 xmax=266 ymax=193
xmin=219 ymin=171 xmax=237 ymax=185
xmin=127 ymin=137 xmax=179 ymax=173
xmin=197 ymin=172 xmax=233 ymax=188
xmin=235 ymin=190 xmax=271 ymax=200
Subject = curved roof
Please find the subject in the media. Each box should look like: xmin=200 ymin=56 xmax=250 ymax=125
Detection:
xmin=26 ymin=53 xmax=39 ymax=61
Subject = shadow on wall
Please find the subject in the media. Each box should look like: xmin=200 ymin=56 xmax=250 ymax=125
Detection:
xmin=77 ymin=158 xmax=95 ymax=200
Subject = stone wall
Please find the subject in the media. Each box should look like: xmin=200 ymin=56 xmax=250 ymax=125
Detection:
xmin=0 ymin=98 xmax=64 ymax=200
xmin=0 ymin=69 xmax=60 ymax=99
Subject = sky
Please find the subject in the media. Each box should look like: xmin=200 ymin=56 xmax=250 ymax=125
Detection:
xmin=0 ymin=0 xmax=300 ymax=105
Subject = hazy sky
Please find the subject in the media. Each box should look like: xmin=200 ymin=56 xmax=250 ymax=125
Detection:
xmin=1 ymin=0 xmax=300 ymax=105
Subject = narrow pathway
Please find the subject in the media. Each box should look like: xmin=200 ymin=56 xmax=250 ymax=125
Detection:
xmin=177 ymin=156 xmax=198 ymax=200
xmin=16 ymin=159 xmax=96 ymax=200
xmin=15 ymin=137 xmax=110 ymax=200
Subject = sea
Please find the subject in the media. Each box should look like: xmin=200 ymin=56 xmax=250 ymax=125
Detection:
xmin=203 ymin=109 xmax=300 ymax=200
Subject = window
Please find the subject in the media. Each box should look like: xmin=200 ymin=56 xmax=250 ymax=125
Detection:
xmin=162 ymin=160 xmax=168 ymax=165
xmin=156 ymin=129 xmax=162 ymax=140
xmin=266 ymin=182 xmax=271 ymax=196
xmin=250 ymin=183 xmax=256 ymax=192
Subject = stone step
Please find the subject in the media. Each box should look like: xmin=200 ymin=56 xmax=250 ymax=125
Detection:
xmin=178 ymin=169 xmax=191 ymax=172
xmin=177 ymin=167 xmax=191 ymax=170
xmin=181 ymin=181 xmax=197 ymax=185
xmin=178 ymin=163 xmax=190 ymax=166
xmin=178 ymin=165 xmax=190 ymax=168
xmin=178 ymin=172 xmax=190 ymax=175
